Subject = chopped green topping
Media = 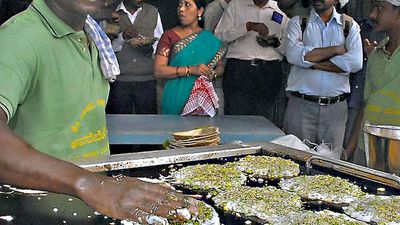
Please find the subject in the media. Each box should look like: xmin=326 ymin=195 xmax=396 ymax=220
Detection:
xmin=212 ymin=186 xmax=303 ymax=223
xmin=273 ymin=210 xmax=367 ymax=225
xmin=233 ymin=155 xmax=300 ymax=180
xmin=169 ymin=201 xmax=216 ymax=225
xmin=170 ymin=163 xmax=246 ymax=194
xmin=279 ymin=175 xmax=365 ymax=204
xmin=345 ymin=195 xmax=400 ymax=223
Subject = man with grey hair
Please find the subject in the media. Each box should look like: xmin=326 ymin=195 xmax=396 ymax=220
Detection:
xmin=344 ymin=0 xmax=400 ymax=167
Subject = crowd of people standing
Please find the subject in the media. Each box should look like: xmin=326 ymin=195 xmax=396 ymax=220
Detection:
xmin=95 ymin=0 xmax=397 ymax=168
xmin=0 ymin=0 xmax=399 ymax=223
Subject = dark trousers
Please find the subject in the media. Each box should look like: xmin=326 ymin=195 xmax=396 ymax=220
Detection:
xmin=106 ymin=80 xmax=157 ymax=114
xmin=223 ymin=58 xmax=283 ymax=124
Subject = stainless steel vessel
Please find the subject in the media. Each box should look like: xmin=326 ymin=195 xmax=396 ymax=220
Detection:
xmin=364 ymin=124 xmax=400 ymax=175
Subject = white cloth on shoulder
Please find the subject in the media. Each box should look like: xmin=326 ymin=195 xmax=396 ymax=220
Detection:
xmin=84 ymin=16 xmax=120 ymax=82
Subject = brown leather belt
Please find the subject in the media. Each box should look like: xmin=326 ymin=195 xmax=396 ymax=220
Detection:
xmin=291 ymin=91 xmax=347 ymax=106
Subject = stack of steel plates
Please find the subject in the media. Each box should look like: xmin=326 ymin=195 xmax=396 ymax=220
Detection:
xmin=168 ymin=126 xmax=220 ymax=149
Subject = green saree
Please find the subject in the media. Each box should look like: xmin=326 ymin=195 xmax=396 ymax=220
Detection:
xmin=162 ymin=30 xmax=224 ymax=115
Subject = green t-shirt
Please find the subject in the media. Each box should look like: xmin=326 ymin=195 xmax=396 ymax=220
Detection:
xmin=0 ymin=0 xmax=110 ymax=161
xmin=358 ymin=37 xmax=400 ymax=150
xmin=364 ymin=37 xmax=400 ymax=125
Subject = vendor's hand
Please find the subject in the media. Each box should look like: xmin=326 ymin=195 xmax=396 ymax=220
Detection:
xmin=76 ymin=174 xmax=199 ymax=223
xmin=246 ymin=22 xmax=269 ymax=36
xmin=123 ymin=26 xmax=139 ymax=40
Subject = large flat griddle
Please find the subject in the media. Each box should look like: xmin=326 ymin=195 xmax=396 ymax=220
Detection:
xmin=2 ymin=142 xmax=400 ymax=225
xmin=75 ymin=142 xmax=400 ymax=190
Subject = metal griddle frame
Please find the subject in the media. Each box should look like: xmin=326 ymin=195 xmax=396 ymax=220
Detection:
xmin=75 ymin=142 xmax=400 ymax=190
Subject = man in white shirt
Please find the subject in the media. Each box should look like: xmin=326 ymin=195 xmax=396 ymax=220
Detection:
xmin=215 ymin=0 xmax=289 ymax=124
xmin=106 ymin=0 xmax=164 ymax=115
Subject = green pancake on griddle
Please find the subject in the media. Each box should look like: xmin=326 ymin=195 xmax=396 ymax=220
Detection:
xmin=233 ymin=155 xmax=300 ymax=180
xmin=279 ymin=175 xmax=365 ymax=205
xmin=127 ymin=201 xmax=220 ymax=225
xmin=344 ymin=194 xmax=400 ymax=224
xmin=212 ymin=186 xmax=303 ymax=224
xmin=168 ymin=162 xmax=246 ymax=195
xmin=273 ymin=210 xmax=367 ymax=225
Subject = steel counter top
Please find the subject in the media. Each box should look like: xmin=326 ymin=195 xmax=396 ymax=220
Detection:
xmin=106 ymin=114 xmax=284 ymax=145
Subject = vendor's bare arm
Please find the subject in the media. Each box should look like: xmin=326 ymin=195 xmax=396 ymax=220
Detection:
xmin=0 ymin=108 xmax=196 ymax=221
xmin=0 ymin=108 xmax=82 ymax=196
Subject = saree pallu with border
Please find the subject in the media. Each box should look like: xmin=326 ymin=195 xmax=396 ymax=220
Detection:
xmin=161 ymin=30 xmax=225 ymax=116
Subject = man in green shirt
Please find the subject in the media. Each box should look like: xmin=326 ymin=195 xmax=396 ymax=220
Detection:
xmin=0 ymin=0 xmax=110 ymax=161
xmin=344 ymin=0 xmax=400 ymax=166
xmin=0 ymin=0 xmax=197 ymax=222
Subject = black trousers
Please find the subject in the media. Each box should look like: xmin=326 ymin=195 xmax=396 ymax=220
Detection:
xmin=223 ymin=58 xmax=283 ymax=123
xmin=106 ymin=80 xmax=157 ymax=114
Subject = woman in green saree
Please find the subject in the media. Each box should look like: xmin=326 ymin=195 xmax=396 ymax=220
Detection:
xmin=154 ymin=0 xmax=225 ymax=116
